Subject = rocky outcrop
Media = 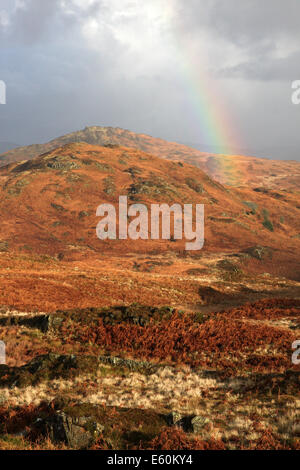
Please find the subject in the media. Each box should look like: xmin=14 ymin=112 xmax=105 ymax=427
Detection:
xmin=0 ymin=353 xmax=160 ymax=389
xmin=0 ymin=304 xmax=172 ymax=333
xmin=98 ymin=355 xmax=159 ymax=375
xmin=38 ymin=410 xmax=104 ymax=449
xmin=32 ymin=402 xmax=211 ymax=449
xmin=0 ymin=354 xmax=99 ymax=388
xmin=0 ymin=314 xmax=59 ymax=333
xmin=166 ymin=411 xmax=210 ymax=434
xmin=33 ymin=402 xmax=167 ymax=449
xmin=242 ymin=245 xmax=273 ymax=261
xmin=191 ymin=416 xmax=210 ymax=433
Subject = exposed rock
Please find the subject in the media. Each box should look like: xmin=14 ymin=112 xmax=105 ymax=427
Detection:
xmin=46 ymin=155 xmax=81 ymax=171
xmin=0 ymin=314 xmax=49 ymax=332
xmin=217 ymin=259 xmax=244 ymax=281
xmin=98 ymin=355 xmax=159 ymax=375
xmin=243 ymin=201 xmax=258 ymax=215
xmin=124 ymin=166 xmax=142 ymax=178
xmin=128 ymin=175 xmax=180 ymax=201
xmin=40 ymin=411 xmax=104 ymax=449
xmin=209 ymin=216 xmax=235 ymax=223
xmin=78 ymin=210 xmax=90 ymax=219
xmin=165 ymin=411 xmax=191 ymax=431
xmin=217 ymin=259 xmax=241 ymax=273
xmin=0 ymin=314 xmax=63 ymax=333
xmin=0 ymin=354 xmax=99 ymax=388
xmin=103 ymin=176 xmax=115 ymax=195
xmin=191 ymin=416 xmax=210 ymax=433
xmin=55 ymin=304 xmax=176 ymax=329
xmin=0 ymin=353 xmax=161 ymax=389
xmin=0 ymin=241 xmax=8 ymax=252
xmin=242 ymin=245 xmax=273 ymax=261
xmin=167 ymin=412 xmax=210 ymax=433
xmin=104 ymin=143 xmax=120 ymax=149
xmin=51 ymin=202 xmax=67 ymax=212
xmin=34 ymin=402 xmax=167 ymax=449
xmin=185 ymin=177 xmax=204 ymax=194
xmin=166 ymin=411 xmax=183 ymax=426
xmin=0 ymin=304 xmax=177 ymax=337
xmin=253 ymin=187 xmax=269 ymax=194
xmin=94 ymin=162 xmax=114 ymax=173
xmin=13 ymin=154 xmax=81 ymax=173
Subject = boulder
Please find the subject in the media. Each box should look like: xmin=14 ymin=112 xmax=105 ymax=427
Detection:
xmin=166 ymin=411 xmax=192 ymax=432
xmin=166 ymin=411 xmax=184 ymax=426
xmin=242 ymin=245 xmax=273 ymax=261
xmin=191 ymin=416 xmax=210 ymax=433
xmin=39 ymin=410 xmax=104 ymax=449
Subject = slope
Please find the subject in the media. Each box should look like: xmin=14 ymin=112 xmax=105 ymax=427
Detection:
xmin=0 ymin=142 xmax=299 ymax=279
xmin=0 ymin=127 xmax=299 ymax=190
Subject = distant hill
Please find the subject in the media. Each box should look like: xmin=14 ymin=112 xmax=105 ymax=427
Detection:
xmin=0 ymin=127 xmax=299 ymax=190
xmin=0 ymin=142 xmax=299 ymax=279
xmin=0 ymin=142 xmax=19 ymax=154
xmin=180 ymin=141 xmax=300 ymax=162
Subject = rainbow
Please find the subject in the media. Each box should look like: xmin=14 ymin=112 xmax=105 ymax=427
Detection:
xmin=163 ymin=4 xmax=244 ymax=183
xmin=178 ymin=62 xmax=241 ymax=155
xmin=175 ymin=41 xmax=244 ymax=184
xmin=205 ymin=154 xmax=243 ymax=186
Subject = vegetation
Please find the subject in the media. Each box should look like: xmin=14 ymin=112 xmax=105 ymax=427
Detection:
xmin=0 ymin=140 xmax=299 ymax=450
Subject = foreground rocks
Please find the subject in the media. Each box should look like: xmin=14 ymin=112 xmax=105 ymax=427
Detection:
xmin=242 ymin=245 xmax=273 ymax=261
xmin=0 ymin=314 xmax=63 ymax=333
xmin=32 ymin=402 xmax=168 ymax=449
xmin=32 ymin=402 xmax=211 ymax=449
xmin=38 ymin=410 xmax=105 ymax=449
xmin=166 ymin=412 xmax=210 ymax=434
xmin=0 ymin=354 xmax=99 ymax=388
xmin=0 ymin=305 xmax=176 ymax=333
xmin=0 ymin=353 xmax=160 ymax=389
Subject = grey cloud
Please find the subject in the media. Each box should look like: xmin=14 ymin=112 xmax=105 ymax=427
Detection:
xmin=211 ymin=0 xmax=300 ymax=46
xmin=175 ymin=0 xmax=300 ymax=46
xmin=0 ymin=0 xmax=299 ymax=160
xmin=218 ymin=50 xmax=300 ymax=81
xmin=12 ymin=0 xmax=61 ymax=43
xmin=175 ymin=0 xmax=300 ymax=81
xmin=0 ymin=0 xmax=103 ymax=44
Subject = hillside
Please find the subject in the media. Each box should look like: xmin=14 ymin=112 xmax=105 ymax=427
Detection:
xmin=1 ymin=127 xmax=299 ymax=190
xmin=0 ymin=142 xmax=299 ymax=264
xmin=0 ymin=142 xmax=299 ymax=450
xmin=0 ymin=141 xmax=299 ymax=314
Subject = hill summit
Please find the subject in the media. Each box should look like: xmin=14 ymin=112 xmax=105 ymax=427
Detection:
xmin=1 ymin=126 xmax=299 ymax=190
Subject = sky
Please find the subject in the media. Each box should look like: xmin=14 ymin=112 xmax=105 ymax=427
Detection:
xmin=0 ymin=0 xmax=299 ymax=160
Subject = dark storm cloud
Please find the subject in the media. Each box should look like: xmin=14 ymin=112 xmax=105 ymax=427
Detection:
xmin=0 ymin=0 xmax=179 ymax=145
xmin=0 ymin=0 xmax=102 ymax=44
xmin=177 ymin=0 xmax=300 ymax=43
xmin=218 ymin=51 xmax=300 ymax=81
xmin=8 ymin=0 xmax=61 ymax=43
xmin=174 ymin=0 xmax=300 ymax=81
xmin=0 ymin=0 xmax=299 ymax=159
